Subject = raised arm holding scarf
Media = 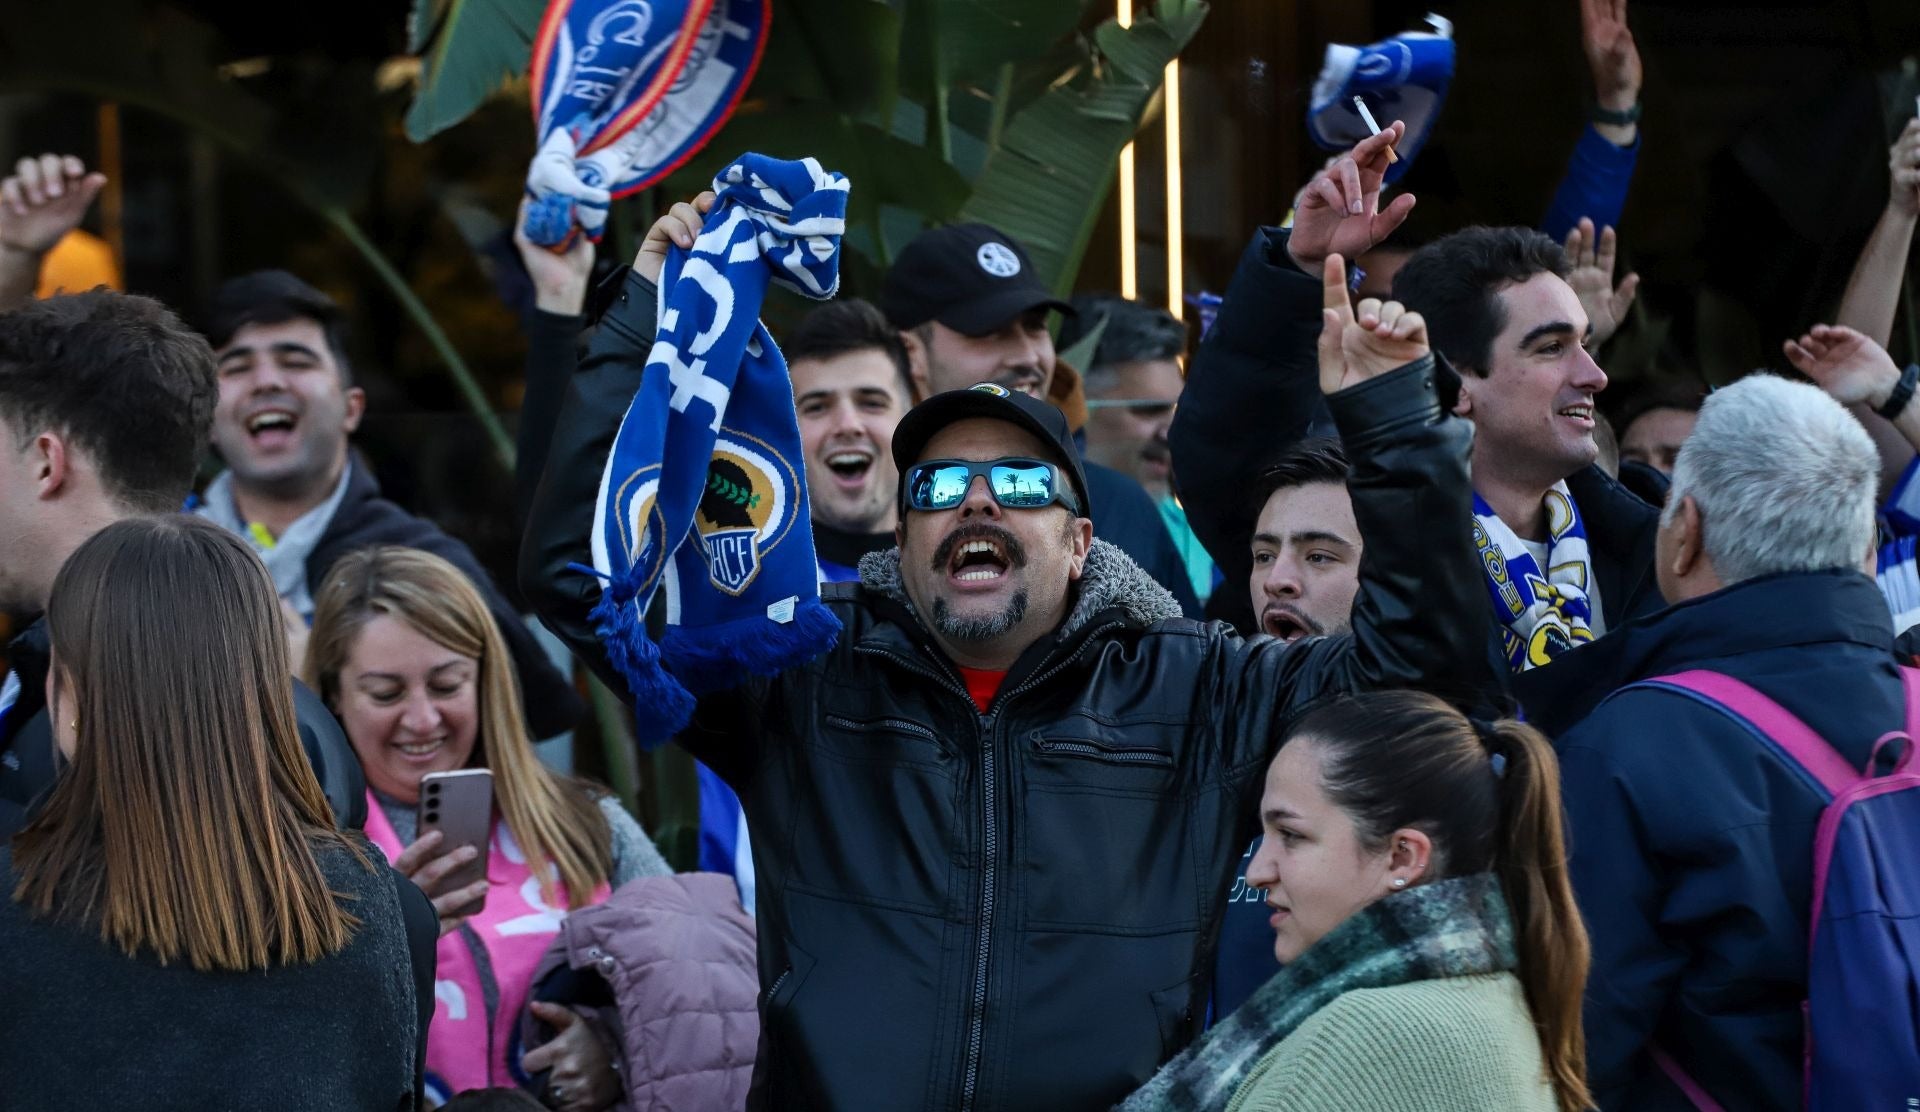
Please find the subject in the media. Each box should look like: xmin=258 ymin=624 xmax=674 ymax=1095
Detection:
xmin=586 ymin=153 xmax=848 ymax=741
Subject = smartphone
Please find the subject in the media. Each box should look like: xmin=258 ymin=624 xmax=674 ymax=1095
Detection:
xmin=419 ymin=769 xmax=494 ymax=919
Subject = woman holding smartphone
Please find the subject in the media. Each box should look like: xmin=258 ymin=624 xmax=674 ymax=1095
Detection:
xmin=0 ymin=517 xmax=432 ymax=1110
xmin=1124 ymin=691 xmax=1594 ymax=1112
xmin=306 ymin=545 xmax=669 ymax=1109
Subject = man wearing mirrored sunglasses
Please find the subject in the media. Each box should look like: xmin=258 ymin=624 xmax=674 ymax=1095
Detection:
xmin=523 ymin=195 xmax=1494 ymax=1111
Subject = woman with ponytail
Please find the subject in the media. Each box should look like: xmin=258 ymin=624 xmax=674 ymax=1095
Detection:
xmin=1123 ymin=690 xmax=1593 ymax=1112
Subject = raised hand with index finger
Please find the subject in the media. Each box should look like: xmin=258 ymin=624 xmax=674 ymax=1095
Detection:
xmin=1287 ymin=121 xmax=1418 ymax=273
xmin=1317 ymin=254 xmax=1430 ymax=395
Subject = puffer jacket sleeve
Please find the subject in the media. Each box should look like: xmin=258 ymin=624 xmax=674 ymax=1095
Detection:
xmin=520 ymin=875 xmax=760 ymax=1112
xmin=1207 ymin=353 xmax=1499 ymax=774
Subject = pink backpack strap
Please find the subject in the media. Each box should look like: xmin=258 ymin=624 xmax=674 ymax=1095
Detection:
xmin=1646 ymin=670 xmax=1859 ymax=796
xmin=1649 ymin=1045 xmax=1727 ymax=1112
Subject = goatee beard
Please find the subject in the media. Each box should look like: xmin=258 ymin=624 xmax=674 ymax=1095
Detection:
xmin=931 ymin=589 xmax=1029 ymax=642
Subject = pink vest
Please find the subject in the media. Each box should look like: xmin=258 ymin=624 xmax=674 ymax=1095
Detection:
xmin=364 ymin=792 xmax=611 ymax=1097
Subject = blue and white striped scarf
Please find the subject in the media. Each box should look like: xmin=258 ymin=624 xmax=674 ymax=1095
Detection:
xmin=1472 ymin=483 xmax=1597 ymax=672
xmin=588 ymin=153 xmax=847 ymax=741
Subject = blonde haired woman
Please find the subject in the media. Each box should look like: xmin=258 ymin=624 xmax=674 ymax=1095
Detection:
xmin=1 ymin=517 xmax=431 ymax=1110
xmin=306 ymin=545 xmax=669 ymax=1108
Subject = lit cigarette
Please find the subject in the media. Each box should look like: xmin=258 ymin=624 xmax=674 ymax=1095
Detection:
xmin=1354 ymin=96 xmax=1397 ymax=163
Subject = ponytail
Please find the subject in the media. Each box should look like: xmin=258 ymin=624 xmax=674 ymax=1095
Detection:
xmin=1291 ymin=693 xmax=1594 ymax=1112
xmin=1489 ymin=719 xmax=1594 ymax=1112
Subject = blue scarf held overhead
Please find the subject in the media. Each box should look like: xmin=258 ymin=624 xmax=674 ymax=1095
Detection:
xmin=1471 ymin=483 xmax=1596 ymax=672
xmin=588 ymin=154 xmax=848 ymax=742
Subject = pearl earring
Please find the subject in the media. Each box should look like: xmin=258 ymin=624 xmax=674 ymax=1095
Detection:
xmin=1391 ymin=878 xmax=1408 ymax=889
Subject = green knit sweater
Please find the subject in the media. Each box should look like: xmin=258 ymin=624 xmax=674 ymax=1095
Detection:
xmin=1225 ymin=972 xmax=1558 ymax=1112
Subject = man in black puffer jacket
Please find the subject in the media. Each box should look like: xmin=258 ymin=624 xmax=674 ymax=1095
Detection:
xmin=521 ymin=194 xmax=1494 ymax=1111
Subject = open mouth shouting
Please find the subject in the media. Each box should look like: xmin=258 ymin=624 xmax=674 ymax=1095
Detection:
xmin=1261 ymin=604 xmax=1323 ymax=643
xmin=823 ymin=448 xmax=875 ymax=490
xmin=935 ymin=526 xmax=1026 ymax=589
xmin=244 ymin=405 xmax=301 ymax=452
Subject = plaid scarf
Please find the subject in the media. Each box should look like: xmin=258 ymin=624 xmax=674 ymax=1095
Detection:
xmin=1119 ymin=873 xmax=1517 ymax=1112
xmin=587 ymin=153 xmax=847 ymax=742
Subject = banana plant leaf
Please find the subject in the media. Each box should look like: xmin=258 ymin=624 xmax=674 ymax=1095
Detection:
xmin=898 ymin=0 xmax=1084 ymax=159
xmin=756 ymin=0 xmax=900 ymax=123
xmin=405 ymin=0 xmax=546 ymax=142
xmin=900 ymin=0 xmax=1085 ymax=92
xmin=960 ymin=0 xmax=1209 ymax=295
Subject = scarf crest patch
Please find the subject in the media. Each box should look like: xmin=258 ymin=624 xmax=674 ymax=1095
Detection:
xmin=1472 ymin=482 xmax=1597 ymax=672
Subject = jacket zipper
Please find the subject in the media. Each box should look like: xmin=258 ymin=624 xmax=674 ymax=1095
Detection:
xmin=857 ymin=623 xmax=1123 ymax=1112
xmin=1032 ymin=738 xmax=1175 ymax=767
xmin=958 ymin=620 xmax=1123 ymax=1111
xmin=824 ymin=713 xmax=941 ymax=742
xmin=764 ymin=964 xmax=792 ymax=1007
xmin=960 ymin=707 xmax=998 ymax=1111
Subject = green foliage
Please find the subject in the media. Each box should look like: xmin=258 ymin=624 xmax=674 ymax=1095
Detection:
xmin=961 ymin=0 xmax=1210 ymax=293
xmin=396 ymin=0 xmax=1209 ymax=293
xmin=405 ymin=0 xmax=547 ymax=143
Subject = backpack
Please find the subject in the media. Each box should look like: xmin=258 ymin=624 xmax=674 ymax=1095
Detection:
xmin=1629 ymin=667 xmax=1920 ymax=1110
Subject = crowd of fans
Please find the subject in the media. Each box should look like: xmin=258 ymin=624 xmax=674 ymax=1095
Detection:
xmin=0 ymin=1 xmax=1918 ymax=1108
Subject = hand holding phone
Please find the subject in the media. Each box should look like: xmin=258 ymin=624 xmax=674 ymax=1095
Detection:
xmin=395 ymin=769 xmax=494 ymax=932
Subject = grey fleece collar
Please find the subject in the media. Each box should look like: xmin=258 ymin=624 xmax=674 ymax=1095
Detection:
xmin=857 ymin=537 xmax=1184 ymax=638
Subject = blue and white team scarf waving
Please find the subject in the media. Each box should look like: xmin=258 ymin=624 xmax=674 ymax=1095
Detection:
xmin=1471 ymin=483 xmax=1597 ymax=672
xmin=588 ymin=154 xmax=848 ymax=741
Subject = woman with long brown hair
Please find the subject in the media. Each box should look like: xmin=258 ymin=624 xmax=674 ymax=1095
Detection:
xmin=0 ymin=516 xmax=432 ymax=1111
xmin=1124 ymin=690 xmax=1593 ymax=1112
xmin=305 ymin=544 xmax=668 ymax=1108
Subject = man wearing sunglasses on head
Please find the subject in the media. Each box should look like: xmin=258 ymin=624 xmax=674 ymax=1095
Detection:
xmin=522 ymin=193 xmax=1493 ymax=1111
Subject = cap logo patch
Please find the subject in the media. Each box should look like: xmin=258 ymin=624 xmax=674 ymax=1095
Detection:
xmin=976 ymin=242 xmax=1021 ymax=278
xmin=969 ymin=383 xmax=1012 ymax=397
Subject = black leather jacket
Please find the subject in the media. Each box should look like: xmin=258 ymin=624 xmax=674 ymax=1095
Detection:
xmin=520 ymin=270 xmax=1494 ymax=1111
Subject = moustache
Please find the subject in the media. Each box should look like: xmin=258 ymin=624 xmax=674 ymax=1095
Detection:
xmin=931 ymin=523 xmax=1028 ymax=571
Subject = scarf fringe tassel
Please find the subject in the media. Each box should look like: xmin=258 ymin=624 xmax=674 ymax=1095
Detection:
xmin=591 ymin=575 xmax=842 ymax=745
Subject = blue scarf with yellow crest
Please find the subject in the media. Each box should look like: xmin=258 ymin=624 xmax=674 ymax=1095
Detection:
xmin=587 ymin=154 xmax=847 ymax=741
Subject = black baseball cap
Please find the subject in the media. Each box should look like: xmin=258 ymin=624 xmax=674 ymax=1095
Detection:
xmin=881 ymin=223 xmax=1075 ymax=336
xmin=891 ymin=382 xmax=1093 ymax=519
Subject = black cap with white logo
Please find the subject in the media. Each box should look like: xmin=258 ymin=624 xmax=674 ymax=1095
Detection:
xmin=881 ymin=223 xmax=1076 ymax=336
xmin=891 ymin=382 xmax=1093 ymax=519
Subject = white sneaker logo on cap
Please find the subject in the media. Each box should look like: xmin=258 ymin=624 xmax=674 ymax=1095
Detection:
xmin=976 ymin=242 xmax=1021 ymax=278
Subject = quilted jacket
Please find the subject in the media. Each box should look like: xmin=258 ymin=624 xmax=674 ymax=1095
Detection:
xmin=522 ymin=873 xmax=759 ymax=1111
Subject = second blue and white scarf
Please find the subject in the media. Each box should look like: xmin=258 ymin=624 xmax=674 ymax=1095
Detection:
xmin=1472 ymin=482 xmax=1597 ymax=672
